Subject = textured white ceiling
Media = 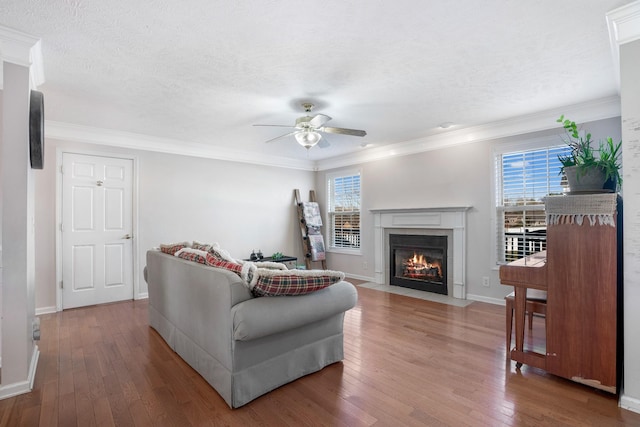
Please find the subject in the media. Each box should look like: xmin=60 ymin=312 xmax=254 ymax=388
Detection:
xmin=0 ymin=0 xmax=630 ymax=163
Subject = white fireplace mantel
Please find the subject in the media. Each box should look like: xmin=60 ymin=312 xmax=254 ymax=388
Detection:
xmin=370 ymin=207 xmax=471 ymax=299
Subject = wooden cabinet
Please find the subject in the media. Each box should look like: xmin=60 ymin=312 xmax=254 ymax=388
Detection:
xmin=500 ymin=194 xmax=621 ymax=393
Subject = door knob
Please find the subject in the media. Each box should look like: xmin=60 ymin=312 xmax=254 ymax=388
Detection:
xmin=123 ymin=234 xmax=132 ymax=239
xmin=97 ymin=180 xmax=104 ymax=186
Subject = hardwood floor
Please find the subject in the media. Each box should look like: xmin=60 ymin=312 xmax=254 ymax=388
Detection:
xmin=1 ymin=283 xmax=638 ymax=426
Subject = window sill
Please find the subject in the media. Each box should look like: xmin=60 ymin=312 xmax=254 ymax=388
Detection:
xmin=327 ymin=248 xmax=362 ymax=256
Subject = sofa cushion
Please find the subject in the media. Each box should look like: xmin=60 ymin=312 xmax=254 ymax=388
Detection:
xmin=250 ymin=268 xmax=345 ymax=297
xmin=231 ymin=280 xmax=357 ymax=341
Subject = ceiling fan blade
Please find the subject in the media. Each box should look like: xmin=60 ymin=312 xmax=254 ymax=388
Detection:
xmin=265 ymin=131 xmax=298 ymax=143
xmin=309 ymin=114 xmax=332 ymax=128
xmin=321 ymin=127 xmax=367 ymax=137
xmin=254 ymin=124 xmax=296 ymax=128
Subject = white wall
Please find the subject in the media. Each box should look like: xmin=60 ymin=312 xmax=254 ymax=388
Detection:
xmin=621 ymin=38 xmax=640 ymax=411
xmin=35 ymin=115 xmax=623 ymax=311
xmin=1 ymin=61 xmax=37 ymax=389
xmin=316 ymin=117 xmax=622 ymax=303
xmin=33 ymin=139 xmax=315 ymax=311
xmin=0 ymin=86 xmax=3 ymax=362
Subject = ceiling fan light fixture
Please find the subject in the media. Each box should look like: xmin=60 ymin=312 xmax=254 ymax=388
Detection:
xmin=295 ymin=130 xmax=322 ymax=149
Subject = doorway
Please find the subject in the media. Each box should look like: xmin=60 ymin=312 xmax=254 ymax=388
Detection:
xmin=60 ymin=152 xmax=135 ymax=309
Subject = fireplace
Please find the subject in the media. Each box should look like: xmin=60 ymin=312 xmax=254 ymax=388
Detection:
xmin=389 ymin=234 xmax=447 ymax=295
xmin=371 ymin=207 xmax=470 ymax=299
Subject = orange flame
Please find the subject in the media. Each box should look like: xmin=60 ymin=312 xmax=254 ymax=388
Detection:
xmin=402 ymin=252 xmax=442 ymax=278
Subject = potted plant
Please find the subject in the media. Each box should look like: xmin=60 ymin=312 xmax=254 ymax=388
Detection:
xmin=598 ymin=135 xmax=622 ymax=191
xmin=556 ymin=115 xmax=622 ymax=192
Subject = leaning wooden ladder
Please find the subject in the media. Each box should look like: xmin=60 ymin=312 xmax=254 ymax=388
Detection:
xmin=294 ymin=189 xmax=327 ymax=270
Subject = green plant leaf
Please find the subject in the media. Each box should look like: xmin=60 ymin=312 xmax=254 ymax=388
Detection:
xmin=555 ymin=115 xmax=622 ymax=190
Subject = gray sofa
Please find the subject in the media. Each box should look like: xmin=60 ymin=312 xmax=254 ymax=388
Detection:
xmin=145 ymin=249 xmax=358 ymax=408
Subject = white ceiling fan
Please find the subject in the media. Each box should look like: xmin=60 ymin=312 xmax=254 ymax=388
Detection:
xmin=254 ymin=103 xmax=367 ymax=149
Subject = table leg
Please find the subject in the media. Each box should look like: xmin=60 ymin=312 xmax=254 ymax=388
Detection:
xmin=513 ymin=286 xmax=527 ymax=368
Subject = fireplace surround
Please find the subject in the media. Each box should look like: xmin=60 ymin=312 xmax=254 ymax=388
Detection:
xmin=371 ymin=207 xmax=470 ymax=299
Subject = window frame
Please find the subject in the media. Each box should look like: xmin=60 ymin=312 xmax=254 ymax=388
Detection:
xmin=491 ymin=136 xmax=570 ymax=266
xmin=326 ymin=169 xmax=362 ymax=255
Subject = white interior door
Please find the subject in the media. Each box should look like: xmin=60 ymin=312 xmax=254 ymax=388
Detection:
xmin=62 ymin=153 xmax=133 ymax=309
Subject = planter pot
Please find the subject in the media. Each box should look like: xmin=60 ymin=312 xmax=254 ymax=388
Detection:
xmin=603 ymin=176 xmax=618 ymax=192
xmin=564 ymin=165 xmax=607 ymax=192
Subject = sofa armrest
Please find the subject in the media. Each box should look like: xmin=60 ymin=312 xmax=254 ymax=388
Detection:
xmin=231 ymin=280 xmax=358 ymax=341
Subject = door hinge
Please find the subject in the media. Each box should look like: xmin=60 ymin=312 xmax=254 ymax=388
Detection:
xmin=60 ymin=223 xmax=64 ymax=232
xmin=60 ymin=165 xmax=64 ymax=174
xmin=60 ymin=280 xmax=64 ymax=289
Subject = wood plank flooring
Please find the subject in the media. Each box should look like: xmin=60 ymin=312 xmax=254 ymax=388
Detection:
xmin=1 ymin=283 xmax=639 ymax=426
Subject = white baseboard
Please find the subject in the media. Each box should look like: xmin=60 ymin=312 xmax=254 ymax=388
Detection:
xmin=35 ymin=306 xmax=57 ymax=315
xmin=344 ymin=273 xmax=376 ymax=282
xmin=36 ymin=295 xmax=148 ymax=312
xmin=466 ymin=294 xmax=506 ymax=306
xmin=0 ymin=380 xmax=31 ymax=400
xmin=620 ymin=393 xmax=640 ymax=414
xmin=0 ymin=345 xmax=39 ymax=400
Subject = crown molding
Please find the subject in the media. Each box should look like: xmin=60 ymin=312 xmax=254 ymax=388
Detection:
xmin=46 ymin=96 xmax=619 ymax=174
xmin=607 ymin=1 xmax=640 ymax=89
xmin=28 ymin=40 xmax=45 ymax=88
xmin=315 ymin=96 xmax=621 ymax=171
xmin=0 ymin=25 xmax=45 ymax=88
xmin=45 ymin=121 xmax=316 ymax=171
xmin=0 ymin=25 xmax=40 ymax=66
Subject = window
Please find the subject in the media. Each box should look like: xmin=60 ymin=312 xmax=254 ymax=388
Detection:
xmin=327 ymin=171 xmax=361 ymax=251
xmin=495 ymin=144 xmax=570 ymax=263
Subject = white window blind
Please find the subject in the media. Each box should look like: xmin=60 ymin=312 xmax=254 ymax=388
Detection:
xmin=496 ymin=144 xmax=569 ymax=263
xmin=327 ymin=172 xmax=361 ymax=250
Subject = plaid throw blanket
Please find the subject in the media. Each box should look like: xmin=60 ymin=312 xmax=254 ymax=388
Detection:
xmin=166 ymin=242 xmax=344 ymax=297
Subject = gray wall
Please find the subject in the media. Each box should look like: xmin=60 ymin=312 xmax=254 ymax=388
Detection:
xmin=33 ymin=116 xmax=623 ymax=309
xmin=316 ymin=117 xmax=622 ymax=303
xmin=33 ymin=139 xmax=315 ymax=311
